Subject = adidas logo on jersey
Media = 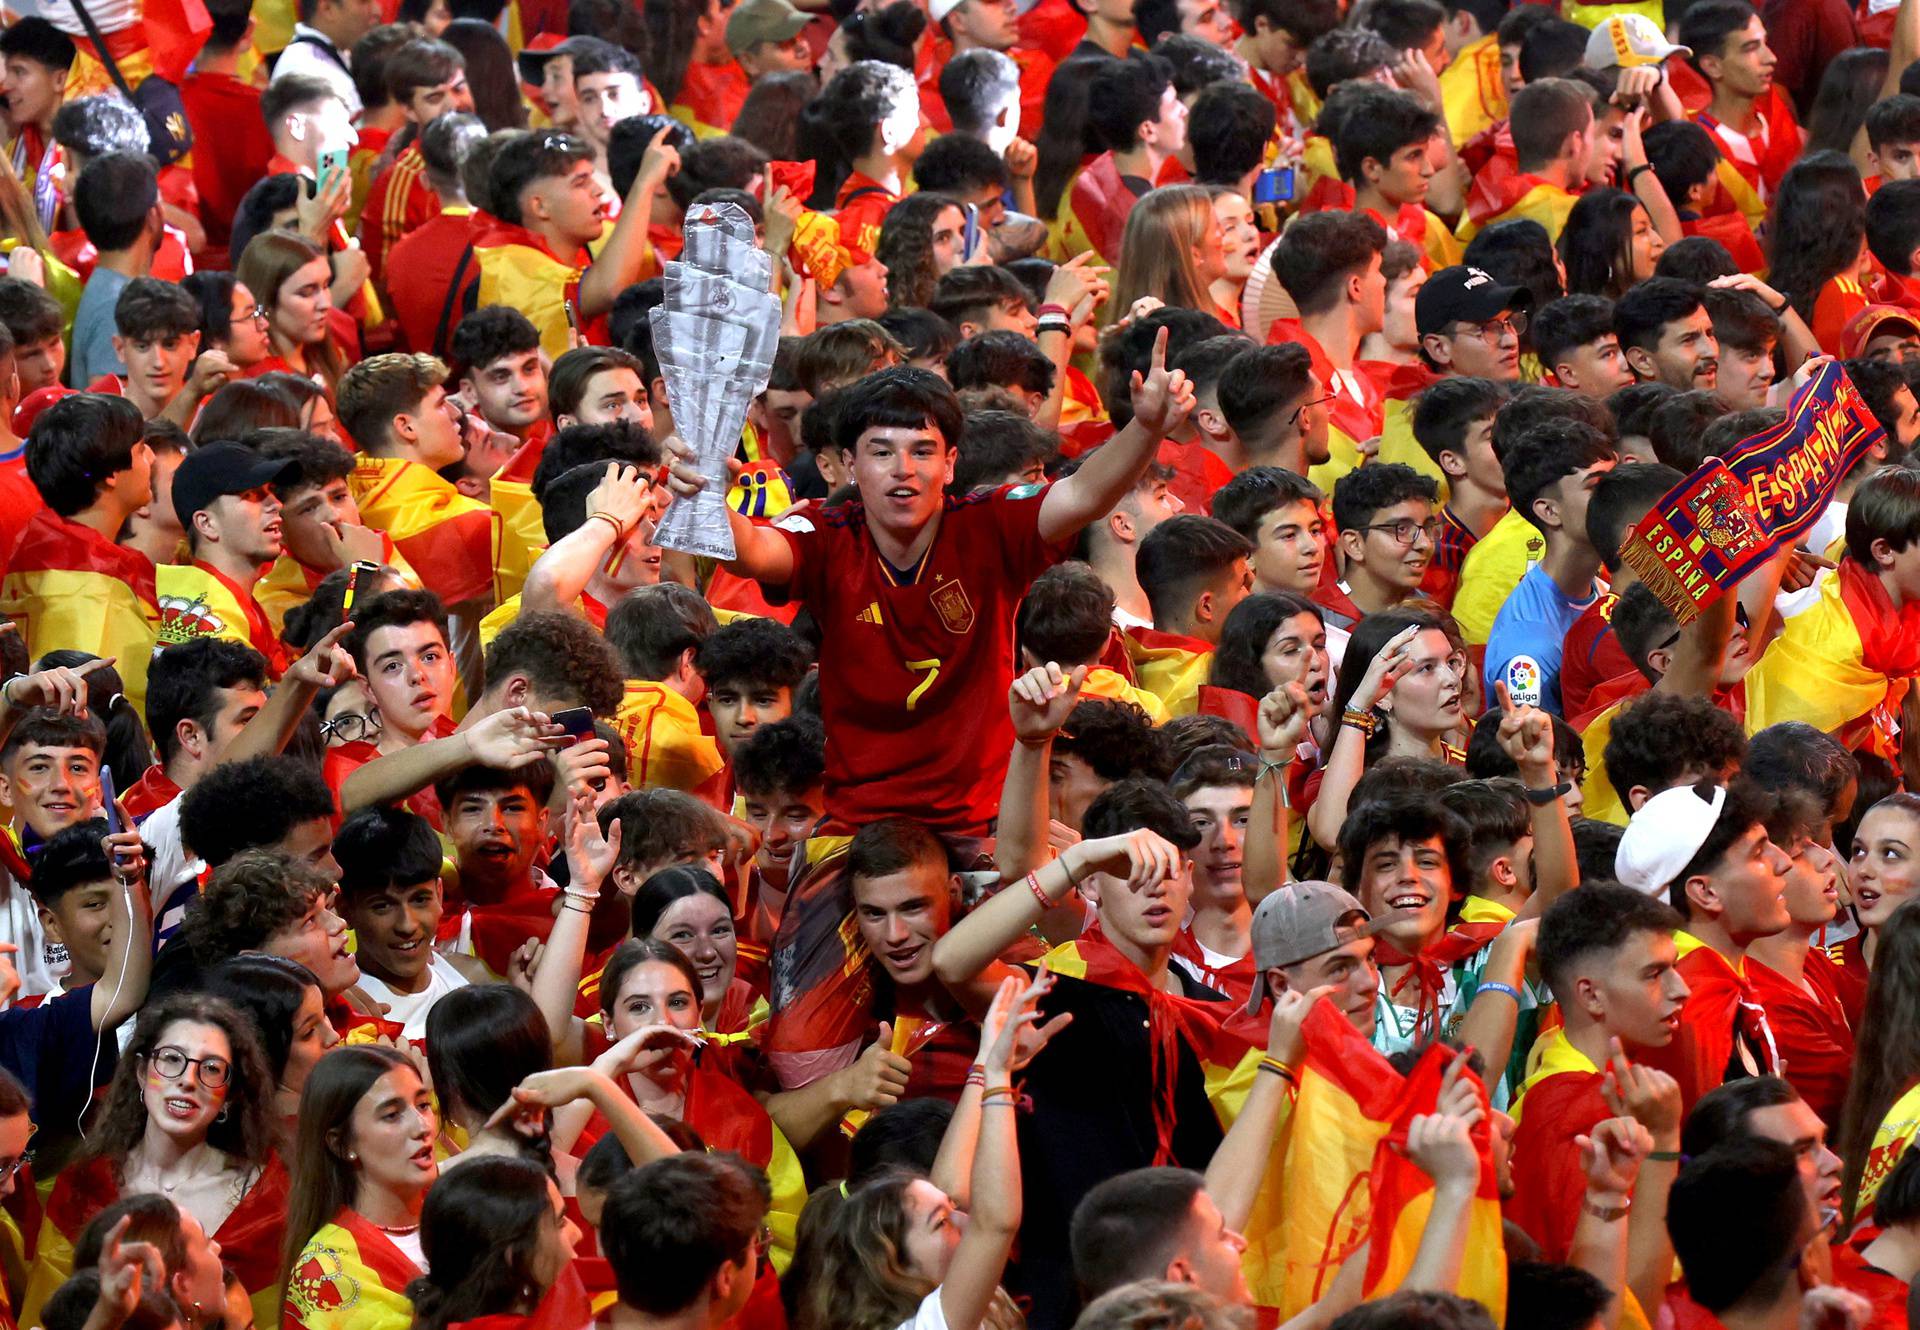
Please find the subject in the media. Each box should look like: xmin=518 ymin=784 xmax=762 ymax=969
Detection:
xmin=857 ymin=602 xmax=884 ymax=625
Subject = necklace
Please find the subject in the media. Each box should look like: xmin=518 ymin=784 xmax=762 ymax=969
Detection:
xmin=372 ymin=1221 xmax=420 ymax=1235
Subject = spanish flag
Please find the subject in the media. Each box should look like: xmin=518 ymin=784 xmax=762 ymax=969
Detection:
xmin=155 ymin=562 xmax=290 ymax=678
xmin=1456 ymin=173 xmax=1579 ymax=246
xmin=1745 ymin=559 xmax=1920 ymax=764
xmin=487 ymin=424 xmax=552 ymax=605
xmin=1855 ymin=1080 xmax=1920 ymax=1217
xmin=0 ymin=510 xmax=159 ymax=715
xmin=285 ymin=1207 xmax=420 ymax=1330
xmin=255 ymin=534 xmax=423 ymax=638
xmin=1369 ymin=362 xmax=1448 ymax=490
xmin=1079 ymin=665 xmax=1170 ymax=722
xmin=761 ymin=832 xmax=881 ymax=1090
xmin=1123 ymin=624 xmax=1215 ymax=718
xmin=1263 ymin=1002 xmax=1506 ymax=1321
xmin=1438 ymin=33 xmax=1506 ymax=147
xmin=1051 ymin=153 xmax=1135 ymax=268
xmin=471 ymin=218 xmax=594 ymax=361
xmin=612 ymin=680 xmax=727 ymax=794
xmin=348 ymin=454 xmax=500 ymax=609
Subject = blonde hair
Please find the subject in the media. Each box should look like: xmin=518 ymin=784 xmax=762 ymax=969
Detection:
xmin=237 ymin=230 xmax=345 ymax=389
xmin=1112 ymin=185 xmax=1218 ymax=318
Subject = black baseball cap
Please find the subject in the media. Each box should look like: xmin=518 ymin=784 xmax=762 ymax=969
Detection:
xmin=1415 ymin=265 xmax=1532 ymax=338
xmin=170 ymin=443 xmax=301 ymax=528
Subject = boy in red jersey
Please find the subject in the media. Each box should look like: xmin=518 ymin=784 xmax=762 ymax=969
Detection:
xmin=666 ymin=341 xmax=1194 ymax=838
xmin=1679 ymin=0 xmax=1802 ymax=217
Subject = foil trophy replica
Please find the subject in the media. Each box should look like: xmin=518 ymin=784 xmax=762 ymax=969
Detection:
xmin=649 ymin=201 xmax=781 ymax=560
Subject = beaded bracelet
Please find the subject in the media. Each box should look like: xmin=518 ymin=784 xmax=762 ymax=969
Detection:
xmin=1026 ymin=871 xmax=1051 ymax=910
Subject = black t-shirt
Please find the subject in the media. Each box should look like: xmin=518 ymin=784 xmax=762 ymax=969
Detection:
xmin=1008 ymin=968 xmax=1227 ymax=1330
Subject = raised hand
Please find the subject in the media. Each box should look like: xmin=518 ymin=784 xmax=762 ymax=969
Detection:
xmin=1257 ymin=680 xmax=1312 ymax=757
xmin=287 ymin=621 xmax=355 ymax=690
xmin=1576 ymin=1115 xmax=1651 ymax=1199
xmin=320 ymin=521 xmax=388 ymax=570
xmin=1010 ymin=662 xmax=1086 ymax=745
xmin=1354 ymin=625 xmax=1421 ymax=712
xmin=1129 ymin=326 xmax=1197 ymax=438
xmin=591 ymin=1020 xmax=704 ymax=1081
xmin=96 ymin=1214 xmax=168 ymax=1323
xmin=1266 ymin=982 xmax=1336 ymax=1066
xmin=1493 ymin=680 xmax=1555 ymax=784
xmin=664 ymin=433 xmax=746 ymax=501
xmin=585 ymin=462 xmax=657 ymax=539
xmin=834 ymin=1022 xmax=913 ymax=1111
xmin=187 ymin=348 xmax=238 ymax=398
xmin=463 ymin=706 xmax=567 ymax=769
xmin=981 ymin=966 xmax=1056 ymax=1074
xmin=1065 ymin=828 xmax=1183 ymax=893
xmin=1003 ymin=137 xmax=1038 ymax=180
xmin=555 ymin=734 xmax=615 ymax=798
xmin=635 ymin=125 xmax=683 ymax=193
xmin=564 ymin=784 xmax=623 ymax=892
xmin=1405 ymin=1111 xmax=1480 ymax=1188
xmin=1 ymin=656 xmax=111 ymax=718
xmin=1601 ymin=1038 xmax=1683 ymax=1137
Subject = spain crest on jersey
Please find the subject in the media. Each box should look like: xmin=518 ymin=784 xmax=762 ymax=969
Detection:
xmin=931 ymin=578 xmax=974 ymax=634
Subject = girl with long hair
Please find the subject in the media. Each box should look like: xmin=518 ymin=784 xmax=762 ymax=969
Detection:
xmin=1034 ymin=57 xmax=1106 ymax=223
xmin=1208 ymin=593 xmax=1331 ymax=711
xmin=1111 ymin=185 xmax=1230 ymax=320
xmin=1766 ymin=152 xmax=1872 ymax=352
xmin=793 ymin=971 xmax=1044 ymax=1330
xmin=254 ymin=370 xmax=343 ymax=442
xmin=876 ymin=192 xmax=970 ymax=310
xmin=1559 ymin=188 xmax=1664 ymax=299
xmin=1805 ymin=48 xmax=1889 ymax=158
xmin=1843 ymin=793 xmax=1920 ymax=994
xmin=30 ymin=995 xmax=285 ymax=1324
xmin=629 ymin=866 xmax=756 ymax=1031
xmin=202 ymin=956 xmax=340 ymax=1154
xmin=280 ymin=1046 xmax=438 ymax=1330
xmin=442 ymin=21 xmax=528 ymax=131
xmin=178 ymin=271 xmax=272 ymax=372
xmin=235 ymin=232 xmax=346 ymax=390
xmin=406 ymin=1157 xmax=585 ymax=1330
xmin=1838 ymin=899 xmax=1920 ymax=1224
xmin=1307 ymin=611 xmax=1468 ymax=850
xmin=1207 ymin=186 xmax=1261 ymax=331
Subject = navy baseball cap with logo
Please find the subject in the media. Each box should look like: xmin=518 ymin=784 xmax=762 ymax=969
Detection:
xmin=1416 ymin=265 xmax=1532 ymax=338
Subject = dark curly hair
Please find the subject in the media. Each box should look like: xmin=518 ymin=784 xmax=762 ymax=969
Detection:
xmin=88 ymin=993 xmax=276 ymax=1172
xmin=177 ymin=757 xmax=335 ymax=870
xmin=1335 ymin=789 xmax=1472 ymax=901
xmin=483 ymin=609 xmax=625 ymax=717
xmin=1209 ymin=592 xmax=1323 ymax=700
xmin=733 ymin=713 xmax=826 ymax=800
xmin=875 ymin=192 xmax=965 ymax=310
xmin=1601 ymin=692 xmax=1748 ymax=806
xmin=183 ymin=850 xmax=333 ymax=968
xmin=692 ymin=617 xmax=814 ymax=695
xmin=1053 ymin=698 xmax=1174 ymax=782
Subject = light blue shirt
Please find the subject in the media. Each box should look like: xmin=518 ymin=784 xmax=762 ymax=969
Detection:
xmin=1483 ymin=564 xmax=1598 ymax=716
xmin=68 ymin=268 xmax=129 ymax=387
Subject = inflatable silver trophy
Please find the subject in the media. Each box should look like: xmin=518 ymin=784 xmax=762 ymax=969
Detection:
xmin=649 ymin=201 xmax=782 ymax=560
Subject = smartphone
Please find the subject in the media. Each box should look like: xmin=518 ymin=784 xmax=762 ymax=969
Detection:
xmin=100 ymin=765 xmax=119 ymax=834
xmin=1252 ymin=166 xmax=1296 ymax=205
xmin=341 ymin=559 xmax=380 ymax=623
xmin=317 ymin=147 xmax=350 ymax=190
xmin=961 ymin=203 xmax=980 ymax=262
xmin=551 ymin=706 xmax=596 ymax=739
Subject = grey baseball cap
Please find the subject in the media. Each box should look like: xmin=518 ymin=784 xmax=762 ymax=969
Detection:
xmin=1245 ymin=881 xmax=1387 ymax=1015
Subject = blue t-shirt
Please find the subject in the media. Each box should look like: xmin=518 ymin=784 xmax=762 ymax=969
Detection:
xmin=69 ymin=269 xmax=131 ymax=386
xmin=1483 ymin=565 xmax=1598 ymax=715
xmin=0 ymin=984 xmax=108 ymax=1141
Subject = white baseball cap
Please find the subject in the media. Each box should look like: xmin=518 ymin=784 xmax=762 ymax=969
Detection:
xmin=1615 ymin=782 xmax=1726 ymax=897
xmin=1586 ymin=13 xmax=1691 ymax=70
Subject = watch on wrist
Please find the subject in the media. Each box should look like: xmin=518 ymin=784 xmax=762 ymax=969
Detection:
xmin=1582 ymin=1194 xmax=1630 ymax=1222
xmin=1522 ymin=780 xmax=1573 ymax=806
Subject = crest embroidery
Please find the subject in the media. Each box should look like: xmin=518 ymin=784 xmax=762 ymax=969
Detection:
xmin=930 ymin=578 xmax=974 ymax=634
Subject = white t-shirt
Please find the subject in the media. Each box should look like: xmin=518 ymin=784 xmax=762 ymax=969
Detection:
xmin=0 ymin=867 xmax=62 ymax=1000
xmin=896 ymin=1290 xmax=950 ymax=1330
xmin=352 ymin=953 xmax=469 ymax=1040
xmin=141 ymin=794 xmax=204 ymax=940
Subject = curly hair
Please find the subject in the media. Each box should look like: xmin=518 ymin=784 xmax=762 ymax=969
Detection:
xmin=734 ymin=713 xmax=826 ymax=800
xmin=692 ymin=617 xmax=814 ymax=695
xmin=183 ymin=850 xmax=333 ymax=968
xmin=88 ymin=993 xmax=276 ymax=1172
xmin=1054 ymin=699 xmax=1174 ymax=782
xmin=177 ymin=757 xmax=336 ymax=869
xmin=875 ymin=192 xmax=965 ymax=310
xmin=1602 ymin=692 xmax=1747 ymax=805
xmin=483 ymin=609 xmax=625 ymax=717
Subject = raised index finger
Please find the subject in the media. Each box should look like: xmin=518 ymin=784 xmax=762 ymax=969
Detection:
xmin=1494 ymin=680 xmax=1513 ymax=714
xmin=1151 ymin=324 xmax=1169 ymax=374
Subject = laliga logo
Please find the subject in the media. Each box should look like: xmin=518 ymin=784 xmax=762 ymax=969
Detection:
xmin=1503 ymin=656 xmax=1542 ymax=708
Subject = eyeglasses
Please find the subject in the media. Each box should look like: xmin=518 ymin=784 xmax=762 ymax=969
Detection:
xmin=321 ymin=710 xmax=383 ymax=743
xmin=0 ymin=1155 xmax=27 ymax=1183
xmin=231 ymin=304 xmax=268 ymax=326
xmin=1363 ymin=517 xmax=1443 ymax=547
xmin=1450 ymin=312 xmax=1527 ymax=344
xmin=148 ymin=1046 xmax=232 ymax=1090
xmin=1288 ymin=392 xmax=1336 ymax=430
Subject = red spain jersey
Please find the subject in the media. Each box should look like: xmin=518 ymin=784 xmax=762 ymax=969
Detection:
xmin=359 ymin=145 xmax=437 ymax=291
xmin=767 ymin=482 xmax=1069 ymax=834
xmin=1558 ymin=592 xmax=1637 ymax=727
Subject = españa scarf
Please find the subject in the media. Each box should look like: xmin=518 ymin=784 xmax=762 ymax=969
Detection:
xmin=1622 ymin=360 xmax=1884 ymax=626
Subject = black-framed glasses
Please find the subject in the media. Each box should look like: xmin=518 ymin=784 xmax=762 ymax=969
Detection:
xmin=321 ymin=710 xmax=383 ymax=743
xmin=1289 ymin=392 xmax=1336 ymax=430
xmin=148 ymin=1046 xmax=232 ymax=1089
xmin=1450 ymin=312 xmax=1527 ymax=344
xmin=1363 ymin=517 xmax=1442 ymax=547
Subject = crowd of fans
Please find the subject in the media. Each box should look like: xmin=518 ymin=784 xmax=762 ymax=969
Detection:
xmin=0 ymin=0 xmax=1918 ymax=1326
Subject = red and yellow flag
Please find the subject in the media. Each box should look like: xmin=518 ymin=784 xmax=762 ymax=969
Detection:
xmin=348 ymin=455 xmax=500 ymax=608
xmin=0 ymin=510 xmax=159 ymax=714
xmin=285 ymin=1208 xmax=420 ymax=1330
xmin=1263 ymin=1003 xmax=1506 ymax=1322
